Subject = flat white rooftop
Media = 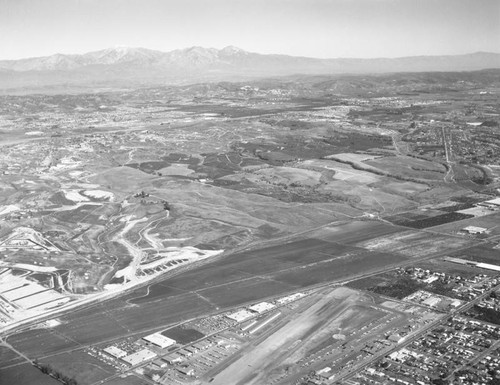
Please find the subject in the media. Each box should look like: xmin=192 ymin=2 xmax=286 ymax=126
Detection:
xmin=461 ymin=226 xmax=487 ymax=233
xmin=103 ymin=346 xmax=127 ymax=358
xmin=15 ymin=290 xmax=68 ymax=310
xmin=2 ymin=283 xmax=45 ymax=302
xmin=122 ymin=348 xmax=156 ymax=366
xmin=226 ymin=309 xmax=253 ymax=322
xmin=476 ymin=263 xmax=500 ymax=272
xmin=143 ymin=333 xmax=176 ymax=349
xmin=276 ymin=292 xmax=305 ymax=305
xmin=248 ymin=302 xmax=275 ymax=314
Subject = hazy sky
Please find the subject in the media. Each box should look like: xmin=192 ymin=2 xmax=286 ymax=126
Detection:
xmin=0 ymin=0 xmax=498 ymax=60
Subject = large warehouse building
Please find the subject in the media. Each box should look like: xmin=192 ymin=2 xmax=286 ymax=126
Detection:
xmin=142 ymin=332 xmax=176 ymax=349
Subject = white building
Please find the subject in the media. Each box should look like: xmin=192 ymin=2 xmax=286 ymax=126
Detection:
xmin=422 ymin=296 xmax=440 ymax=308
xmin=276 ymin=292 xmax=305 ymax=305
xmin=461 ymin=226 xmax=487 ymax=235
xmin=248 ymin=302 xmax=275 ymax=314
xmin=226 ymin=309 xmax=254 ymax=322
xmin=122 ymin=349 xmax=157 ymax=366
xmin=103 ymin=346 xmax=127 ymax=359
xmin=142 ymin=333 xmax=176 ymax=349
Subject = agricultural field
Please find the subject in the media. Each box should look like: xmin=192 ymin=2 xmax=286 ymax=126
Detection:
xmin=429 ymin=211 xmax=500 ymax=239
xmin=35 ymin=350 xmax=117 ymax=385
xmin=354 ymin=230 xmax=476 ymax=258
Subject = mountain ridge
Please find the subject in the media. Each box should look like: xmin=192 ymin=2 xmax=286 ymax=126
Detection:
xmin=0 ymin=46 xmax=498 ymax=90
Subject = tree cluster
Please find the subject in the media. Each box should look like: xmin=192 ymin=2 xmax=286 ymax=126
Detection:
xmin=33 ymin=361 xmax=78 ymax=385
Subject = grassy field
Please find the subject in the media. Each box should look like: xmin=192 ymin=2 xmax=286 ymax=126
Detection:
xmin=364 ymin=155 xmax=447 ymax=180
xmin=0 ymin=363 xmax=61 ymax=385
xmin=448 ymin=244 xmax=500 ymax=265
xmin=356 ymin=230 xmax=476 ymax=258
xmin=6 ymin=328 xmax=80 ymax=358
xmin=310 ymin=220 xmax=404 ymax=245
xmin=0 ymin=346 xmax=24 ymax=369
xmin=39 ymin=350 xmax=117 ymax=385
xmin=161 ymin=326 xmax=205 ymax=344
xmin=428 ymin=211 xmax=500 ymax=238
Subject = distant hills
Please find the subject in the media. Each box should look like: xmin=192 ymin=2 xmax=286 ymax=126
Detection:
xmin=0 ymin=46 xmax=499 ymax=90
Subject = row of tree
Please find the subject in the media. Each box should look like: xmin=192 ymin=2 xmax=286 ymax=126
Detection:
xmin=33 ymin=361 xmax=78 ymax=385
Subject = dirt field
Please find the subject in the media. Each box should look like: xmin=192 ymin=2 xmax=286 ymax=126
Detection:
xmin=302 ymin=159 xmax=381 ymax=184
xmin=356 ymin=230 xmax=476 ymax=257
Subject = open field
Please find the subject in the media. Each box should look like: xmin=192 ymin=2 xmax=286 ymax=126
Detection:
xmin=37 ymin=350 xmax=117 ymax=385
xmin=161 ymin=326 xmax=205 ymax=345
xmin=356 ymin=229 xmax=476 ymax=257
xmin=0 ymin=345 xmax=24 ymax=369
xmin=428 ymin=211 xmax=500 ymax=238
xmin=364 ymin=155 xmax=447 ymax=180
xmin=0 ymin=363 xmax=61 ymax=385
xmin=448 ymin=244 xmax=500 ymax=265
xmin=309 ymin=220 xmax=405 ymax=244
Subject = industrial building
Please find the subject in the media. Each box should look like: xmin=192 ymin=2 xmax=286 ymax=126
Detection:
xmin=152 ymin=359 xmax=168 ymax=369
xmin=445 ymin=257 xmax=500 ymax=272
xmin=0 ymin=273 xmax=69 ymax=311
xmin=476 ymin=262 xmax=500 ymax=272
xmin=163 ymin=353 xmax=183 ymax=364
xmin=177 ymin=366 xmax=195 ymax=376
xmin=422 ymin=296 xmax=441 ymax=308
xmin=248 ymin=301 xmax=275 ymax=314
xmin=276 ymin=292 xmax=305 ymax=305
xmin=103 ymin=345 xmax=128 ymax=359
xmin=142 ymin=332 xmax=176 ymax=349
xmin=122 ymin=348 xmax=157 ymax=366
xmin=460 ymin=226 xmax=487 ymax=235
xmin=226 ymin=309 xmax=253 ymax=322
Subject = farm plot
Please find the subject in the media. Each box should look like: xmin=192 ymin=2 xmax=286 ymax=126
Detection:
xmin=356 ymin=230 xmax=475 ymax=258
xmin=364 ymin=155 xmax=447 ymax=180
xmin=429 ymin=211 xmax=500 ymax=239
